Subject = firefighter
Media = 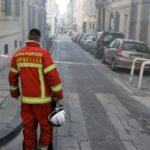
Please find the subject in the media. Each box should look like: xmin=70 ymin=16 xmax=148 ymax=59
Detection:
xmin=9 ymin=28 xmax=63 ymax=150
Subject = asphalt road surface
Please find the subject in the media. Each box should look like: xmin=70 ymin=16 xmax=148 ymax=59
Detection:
xmin=2 ymin=34 xmax=150 ymax=150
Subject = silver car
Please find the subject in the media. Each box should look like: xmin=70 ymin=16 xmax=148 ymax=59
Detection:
xmin=102 ymin=39 xmax=150 ymax=71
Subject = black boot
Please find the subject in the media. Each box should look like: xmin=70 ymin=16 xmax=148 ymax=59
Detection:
xmin=48 ymin=143 xmax=53 ymax=150
xmin=23 ymin=141 xmax=25 ymax=150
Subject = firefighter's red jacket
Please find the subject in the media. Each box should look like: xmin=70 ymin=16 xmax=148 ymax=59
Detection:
xmin=9 ymin=41 xmax=63 ymax=104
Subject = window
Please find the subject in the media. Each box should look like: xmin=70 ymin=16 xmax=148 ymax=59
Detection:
xmin=93 ymin=23 xmax=95 ymax=29
xmin=104 ymin=34 xmax=113 ymax=42
xmin=14 ymin=40 xmax=17 ymax=48
xmin=3 ymin=0 xmax=12 ymax=16
xmin=113 ymin=40 xmax=120 ymax=48
xmin=4 ymin=44 xmax=8 ymax=54
xmin=15 ymin=0 xmax=20 ymax=17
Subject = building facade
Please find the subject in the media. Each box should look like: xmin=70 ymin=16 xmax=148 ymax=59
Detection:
xmin=67 ymin=0 xmax=73 ymax=29
xmin=77 ymin=0 xmax=83 ymax=32
xmin=0 ymin=0 xmax=54 ymax=69
xmin=96 ymin=0 xmax=150 ymax=45
xmin=46 ymin=0 xmax=58 ymax=49
xmin=0 ymin=0 xmax=20 ymax=55
xmin=95 ymin=0 xmax=105 ymax=32
xmin=136 ymin=0 xmax=150 ymax=46
xmin=104 ymin=0 xmax=131 ymax=38
xmin=20 ymin=0 xmax=47 ymax=47
xmin=67 ymin=0 xmax=83 ymax=32
xmin=0 ymin=0 xmax=20 ymax=69
xmin=83 ymin=0 xmax=97 ymax=34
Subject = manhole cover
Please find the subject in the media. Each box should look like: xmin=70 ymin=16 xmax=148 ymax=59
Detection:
xmin=128 ymin=118 xmax=143 ymax=131
xmin=129 ymin=117 xmax=150 ymax=133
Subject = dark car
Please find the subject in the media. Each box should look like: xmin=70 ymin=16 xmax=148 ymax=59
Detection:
xmin=94 ymin=31 xmax=125 ymax=58
xmin=88 ymin=32 xmax=105 ymax=55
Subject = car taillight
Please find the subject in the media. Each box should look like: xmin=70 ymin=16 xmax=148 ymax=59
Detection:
xmin=117 ymin=48 xmax=123 ymax=57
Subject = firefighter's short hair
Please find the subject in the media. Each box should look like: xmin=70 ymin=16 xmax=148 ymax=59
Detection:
xmin=29 ymin=28 xmax=41 ymax=41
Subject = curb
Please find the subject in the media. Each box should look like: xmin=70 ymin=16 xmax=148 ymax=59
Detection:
xmin=49 ymin=41 xmax=57 ymax=54
xmin=0 ymin=108 xmax=23 ymax=147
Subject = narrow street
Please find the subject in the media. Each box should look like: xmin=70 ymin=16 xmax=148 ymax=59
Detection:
xmin=2 ymin=34 xmax=150 ymax=150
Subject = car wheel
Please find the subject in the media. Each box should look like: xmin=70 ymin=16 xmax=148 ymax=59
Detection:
xmin=102 ymin=55 xmax=106 ymax=64
xmin=94 ymin=49 xmax=99 ymax=58
xmin=111 ymin=59 xmax=117 ymax=71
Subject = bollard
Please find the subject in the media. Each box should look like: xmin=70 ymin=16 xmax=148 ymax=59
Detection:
xmin=129 ymin=58 xmax=150 ymax=83
xmin=138 ymin=61 xmax=150 ymax=89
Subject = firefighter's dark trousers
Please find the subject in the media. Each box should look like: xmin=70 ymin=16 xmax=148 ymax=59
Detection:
xmin=21 ymin=103 xmax=53 ymax=150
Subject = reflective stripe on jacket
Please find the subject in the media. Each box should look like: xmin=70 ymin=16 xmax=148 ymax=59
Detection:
xmin=9 ymin=41 xmax=63 ymax=104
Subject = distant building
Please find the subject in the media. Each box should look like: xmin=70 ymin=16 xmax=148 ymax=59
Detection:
xmin=105 ymin=0 xmax=130 ymax=38
xmin=67 ymin=0 xmax=83 ymax=32
xmin=132 ymin=0 xmax=150 ymax=46
xmin=20 ymin=0 xmax=47 ymax=47
xmin=0 ymin=0 xmax=53 ymax=50
xmin=95 ymin=0 xmax=105 ymax=32
xmin=83 ymin=0 xmax=97 ymax=34
xmin=0 ymin=0 xmax=20 ymax=56
xmin=46 ymin=0 xmax=58 ymax=49
xmin=95 ymin=0 xmax=150 ymax=46
xmin=67 ymin=0 xmax=73 ymax=29
xmin=77 ymin=0 xmax=83 ymax=32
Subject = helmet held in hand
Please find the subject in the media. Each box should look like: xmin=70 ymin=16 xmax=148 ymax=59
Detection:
xmin=48 ymin=106 xmax=66 ymax=127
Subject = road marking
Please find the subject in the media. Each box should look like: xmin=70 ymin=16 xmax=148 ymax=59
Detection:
xmin=132 ymin=96 xmax=150 ymax=109
xmin=0 ymin=90 xmax=9 ymax=97
xmin=96 ymin=93 xmax=150 ymax=150
xmin=114 ymin=78 xmax=133 ymax=94
xmin=54 ymin=60 xmax=104 ymax=66
xmin=56 ymin=93 xmax=92 ymax=150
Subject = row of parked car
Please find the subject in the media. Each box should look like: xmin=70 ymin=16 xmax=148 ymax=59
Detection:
xmin=70 ymin=31 xmax=150 ymax=71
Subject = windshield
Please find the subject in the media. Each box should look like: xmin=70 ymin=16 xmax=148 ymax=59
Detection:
xmin=111 ymin=33 xmax=125 ymax=39
xmin=103 ymin=33 xmax=125 ymax=42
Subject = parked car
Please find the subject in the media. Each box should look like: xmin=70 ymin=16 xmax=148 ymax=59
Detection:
xmin=71 ymin=32 xmax=80 ymax=41
xmin=89 ymin=41 xmax=97 ymax=55
xmin=88 ymin=32 xmax=103 ymax=55
xmin=67 ymin=30 xmax=73 ymax=36
xmin=85 ymin=38 xmax=96 ymax=52
xmin=79 ymin=33 xmax=90 ymax=46
xmin=83 ymin=35 xmax=96 ymax=50
xmin=76 ymin=33 xmax=85 ymax=44
xmin=94 ymin=31 xmax=125 ymax=58
xmin=102 ymin=39 xmax=150 ymax=71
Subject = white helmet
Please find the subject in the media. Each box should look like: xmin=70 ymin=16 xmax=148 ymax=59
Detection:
xmin=48 ymin=107 xmax=67 ymax=127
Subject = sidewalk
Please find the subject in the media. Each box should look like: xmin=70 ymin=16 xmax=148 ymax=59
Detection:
xmin=0 ymin=55 xmax=11 ymax=70
xmin=0 ymin=66 xmax=22 ymax=147
xmin=112 ymin=70 xmax=150 ymax=97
